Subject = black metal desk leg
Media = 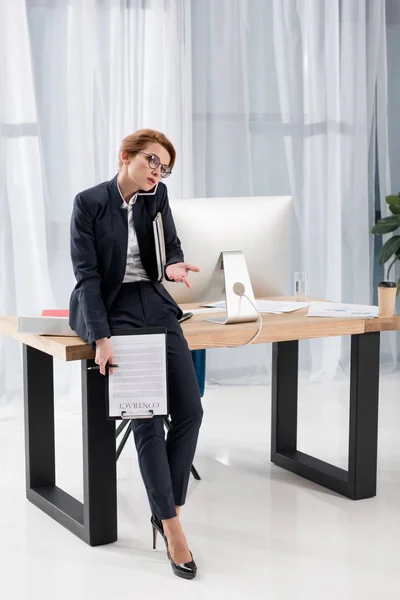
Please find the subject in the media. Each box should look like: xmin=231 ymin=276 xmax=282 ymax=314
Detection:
xmin=271 ymin=340 xmax=299 ymax=457
xmin=271 ymin=334 xmax=381 ymax=500
xmin=23 ymin=345 xmax=118 ymax=546
xmin=348 ymin=332 xmax=380 ymax=499
xmin=24 ymin=345 xmax=55 ymax=492
xmin=82 ymin=361 xmax=118 ymax=545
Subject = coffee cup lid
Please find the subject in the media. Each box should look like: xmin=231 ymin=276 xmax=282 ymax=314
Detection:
xmin=378 ymin=281 xmax=397 ymax=288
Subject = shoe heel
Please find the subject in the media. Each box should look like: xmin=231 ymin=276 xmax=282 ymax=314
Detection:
xmin=152 ymin=525 xmax=158 ymax=550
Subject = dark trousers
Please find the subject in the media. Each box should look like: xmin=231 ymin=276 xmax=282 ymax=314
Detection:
xmin=108 ymin=282 xmax=204 ymax=520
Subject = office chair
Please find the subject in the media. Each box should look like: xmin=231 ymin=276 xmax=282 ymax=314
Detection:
xmin=115 ymin=417 xmax=201 ymax=481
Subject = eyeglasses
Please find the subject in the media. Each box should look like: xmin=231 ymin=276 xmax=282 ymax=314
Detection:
xmin=137 ymin=151 xmax=172 ymax=178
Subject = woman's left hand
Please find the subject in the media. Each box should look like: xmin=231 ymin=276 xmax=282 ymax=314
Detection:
xmin=166 ymin=263 xmax=200 ymax=288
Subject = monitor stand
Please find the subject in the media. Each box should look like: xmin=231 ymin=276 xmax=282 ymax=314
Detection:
xmin=206 ymin=251 xmax=259 ymax=325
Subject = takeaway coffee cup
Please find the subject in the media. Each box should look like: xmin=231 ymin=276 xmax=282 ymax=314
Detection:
xmin=378 ymin=281 xmax=397 ymax=317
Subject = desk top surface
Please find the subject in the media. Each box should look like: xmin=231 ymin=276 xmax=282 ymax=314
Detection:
xmin=1 ymin=297 xmax=400 ymax=361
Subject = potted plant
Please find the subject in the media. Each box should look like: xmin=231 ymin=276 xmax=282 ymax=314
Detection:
xmin=371 ymin=193 xmax=400 ymax=294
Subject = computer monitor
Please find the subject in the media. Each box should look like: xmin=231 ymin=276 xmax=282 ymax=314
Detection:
xmin=163 ymin=196 xmax=293 ymax=307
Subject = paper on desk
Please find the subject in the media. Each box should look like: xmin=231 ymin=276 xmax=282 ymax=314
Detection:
xmin=306 ymin=302 xmax=379 ymax=319
xmin=200 ymin=300 xmax=310 ymax=314
xmin=255 ymin=300 xmax=310 ymax=313
xmin=108 ymin=333 xmax=168 ymax=418
xmin=188 ymin=307 xmax=226 ymax=315
xmin=18 ymin=315 xmax=78 ymax=336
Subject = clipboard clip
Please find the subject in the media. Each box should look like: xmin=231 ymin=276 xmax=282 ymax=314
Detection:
xmin=120 ymin=409 xmax=154 ymax=420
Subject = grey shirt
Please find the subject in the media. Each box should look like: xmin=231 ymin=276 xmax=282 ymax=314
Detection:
xmin=118 ymin=182 xmax=150 ymax=283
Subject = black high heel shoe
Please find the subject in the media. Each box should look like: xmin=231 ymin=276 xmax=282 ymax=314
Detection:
xmin=151 ymin=515 xmax=197 ymax=580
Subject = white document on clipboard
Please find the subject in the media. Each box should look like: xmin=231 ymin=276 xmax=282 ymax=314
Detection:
xmin=108 ymin=330 xmax=168 ymax=419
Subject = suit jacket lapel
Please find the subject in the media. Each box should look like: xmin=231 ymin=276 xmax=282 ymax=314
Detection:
xmin=108 ymin=175 xmax=128 ymax=275
xmin=108 ymin=175 xmax=156 ymax=280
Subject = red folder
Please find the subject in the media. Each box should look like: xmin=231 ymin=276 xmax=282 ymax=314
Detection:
xmin=41 ymin=310 xmax=69 ymax=317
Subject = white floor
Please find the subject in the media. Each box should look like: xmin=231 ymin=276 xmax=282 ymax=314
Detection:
xmin=2 ymin=373 xmax=400 ymax=599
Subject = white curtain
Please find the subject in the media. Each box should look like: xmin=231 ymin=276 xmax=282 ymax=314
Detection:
xmin=0 ymin=0 xmax=193 ymax=403
xmin=0 ymin=0 xmax=392 ymax=402
xmin=0 ymin=0 xmax=55 ymax=402
xmin=381 ymin=0 xmax=400 ymax=367
xmin=194 ymin=0 xmax=390 ymax=384
xmin=26 ymin=0 xmax=193 ymax=306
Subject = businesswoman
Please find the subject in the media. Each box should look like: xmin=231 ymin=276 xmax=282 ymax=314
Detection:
xmin=69 ymin=129 xmax=203 ymax=580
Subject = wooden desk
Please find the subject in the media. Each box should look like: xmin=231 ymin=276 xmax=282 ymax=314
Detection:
xmin=2 ymin=301 xmax=400 ymax=546
xmin=3 ymin=299 xmax=399 ymax=356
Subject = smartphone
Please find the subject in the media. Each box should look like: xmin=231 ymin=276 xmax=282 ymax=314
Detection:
xmin=178 ymin=312 xmax=193 ymax=324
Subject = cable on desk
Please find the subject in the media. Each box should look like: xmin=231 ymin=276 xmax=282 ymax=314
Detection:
xmin=232 ymin=283 xmax=263 ymax=346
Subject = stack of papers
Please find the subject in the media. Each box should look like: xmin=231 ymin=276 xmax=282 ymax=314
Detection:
xmin=306 ymin=302 xmax=379 ymax=319
xmin=18 ymin=315 xmax=78 ymax=336
xmin=198 ymin=300 xmax=380 ymax=319
xmin=256 ymin=300 xmax=310 ymax=313
xmin=200 ymin=300 xmax=310 ymax=314
xmin=188 ymin=307 xmax=226 ymax=315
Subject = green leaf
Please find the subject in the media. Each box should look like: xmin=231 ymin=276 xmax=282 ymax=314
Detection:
xmin=385 ymin=194 xmax=400 ymax=208
xmin=379 ymin=235 xmax=400 ymax=265
xmin=397 ymin=278 xmax=400 ymax=297
xmin=389 ymin=204 xmax=400 ymax=215
xmin=371 ymin=216 xmax=400 ymax=235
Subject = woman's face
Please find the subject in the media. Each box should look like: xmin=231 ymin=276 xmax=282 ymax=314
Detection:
xmin=122 ymin=143 xmax=172 ymax=192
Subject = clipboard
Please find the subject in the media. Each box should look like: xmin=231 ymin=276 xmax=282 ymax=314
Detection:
xmin=153 ymin=212 xmax=166 ymax=282
xmin=104 ymin=327 xmax=168 ymax=421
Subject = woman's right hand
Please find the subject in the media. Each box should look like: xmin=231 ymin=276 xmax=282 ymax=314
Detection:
xmin=95 ymin=338 xmax=116 ymax=375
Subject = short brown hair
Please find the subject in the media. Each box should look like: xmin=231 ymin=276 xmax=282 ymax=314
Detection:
xmin=118 ymin=129 xmax=176 ymax=169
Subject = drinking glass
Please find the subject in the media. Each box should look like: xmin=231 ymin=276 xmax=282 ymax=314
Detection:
xmin=294 ymin=272 xmax=308 ymax=301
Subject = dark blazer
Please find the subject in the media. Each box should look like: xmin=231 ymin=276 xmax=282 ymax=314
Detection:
xmin=69 ymin=175 xmax=183 ymax=344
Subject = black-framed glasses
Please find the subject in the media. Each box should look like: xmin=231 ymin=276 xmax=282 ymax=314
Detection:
xmin=137 ymin=151 xmax=172 ymax=178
